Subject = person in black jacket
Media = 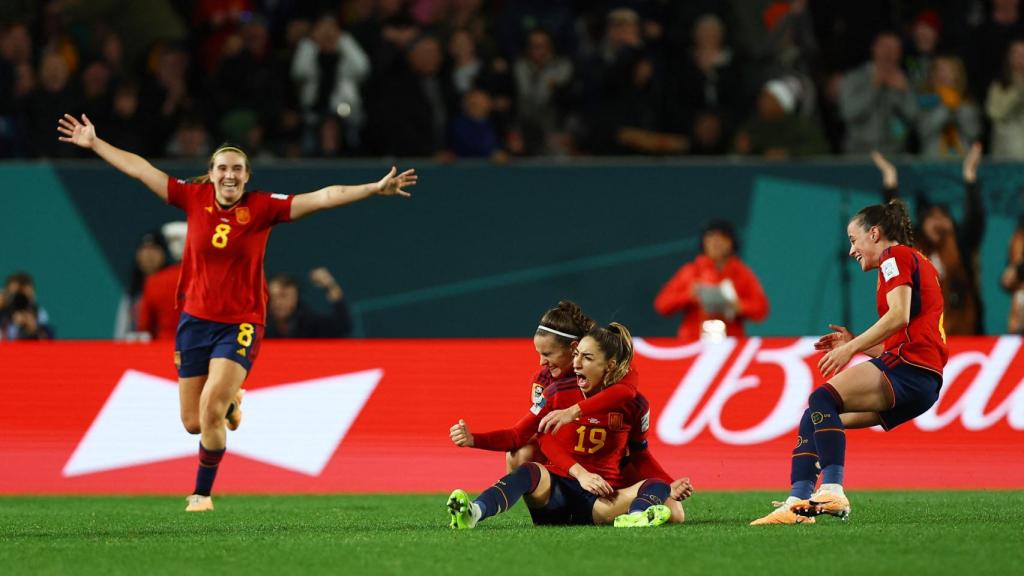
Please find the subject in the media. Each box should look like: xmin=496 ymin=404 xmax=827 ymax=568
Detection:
xmin=265 ymin=267 xmax=353 ymax=338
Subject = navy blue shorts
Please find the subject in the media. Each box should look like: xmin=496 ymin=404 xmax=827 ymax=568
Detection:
xmin=869 ymin=353 xmax=942 ymax=431
xmin=527 ymin=473 xmax=598 ymax=526
xmin=174 ymin=312 xmax=263 ymax=378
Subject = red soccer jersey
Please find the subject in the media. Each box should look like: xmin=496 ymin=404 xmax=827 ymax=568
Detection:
xmin=537 ymin=383 xmax=654 ymax=489
xmin=167 ymin=177 xmax=293 ymax=325
xmin=472 ymin=367 xmax=574 ymax=451
xmin=137 ymin=263 xmax=183 ymax=339
xmin=876 ymin=244 xmax=948 ymax=375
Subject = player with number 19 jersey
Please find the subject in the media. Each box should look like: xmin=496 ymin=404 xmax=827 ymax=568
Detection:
xmin=168 ymin=177 xmax=294 ymax=326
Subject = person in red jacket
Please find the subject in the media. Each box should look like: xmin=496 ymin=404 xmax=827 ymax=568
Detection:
xmin=654 ymin=220 xmax=769 ymax=341
xmin=137 ymin=221 xmax=188 ymax=340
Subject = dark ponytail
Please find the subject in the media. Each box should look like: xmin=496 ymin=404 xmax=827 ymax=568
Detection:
xmin=536 ymin=300 xmax=596 ymax=345
xmin=585 ymin=322 xmax=634 ymax=386
xmin=854 ymin=198 xmax=915 ymax=246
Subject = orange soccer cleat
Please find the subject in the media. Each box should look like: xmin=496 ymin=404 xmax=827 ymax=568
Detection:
xmin=185 ymin=494 xmax=214 ymax=512
xmin=791 ymin=488 xmax=850 ymax=520
xmin=750 ymin=500 xmax=817 ymax=526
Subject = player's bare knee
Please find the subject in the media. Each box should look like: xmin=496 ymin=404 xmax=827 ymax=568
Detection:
xmin=181 ymin=417 xmax=201 ymax=435
xmin=200 ymin=401 xmax=229 ymax=429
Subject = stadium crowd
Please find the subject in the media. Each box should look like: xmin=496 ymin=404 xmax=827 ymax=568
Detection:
xmin=4 ymin=0 xmax=1024 ymax=159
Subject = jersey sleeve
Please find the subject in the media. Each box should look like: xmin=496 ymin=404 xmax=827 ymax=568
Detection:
xmin=263 ymin=192 xmax=294 ymax=225
xmin=879 ymin=247 xmax=917 ymax=293
xmin=166 ymin=177 xmax=199 ymax=211
xmin=472 ymin=411 xmax=542 ymax=452
xmin=576 ymin=368 xmax=639 ymax=416
xmin=626 ymin=395 xmax=652 ymax=451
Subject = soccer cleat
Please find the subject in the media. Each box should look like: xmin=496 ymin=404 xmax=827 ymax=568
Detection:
xmin=614 ymin=505 xmax=672 ymax=528
xmin=750 ymin=501 xmax=816 ymax=525
xmin=225 ymin=389 xmax=245 ymax=431
xmin=185 ymin=494 xmax=214 ymax=512
xmin=446 ymin=489 xmax=477 ymax=529
xmin=791 ymin=489 xmax=850 ymax=519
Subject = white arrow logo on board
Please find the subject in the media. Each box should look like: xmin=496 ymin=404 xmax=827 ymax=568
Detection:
xmin=62 ymin=368 xmax=382 ymax=477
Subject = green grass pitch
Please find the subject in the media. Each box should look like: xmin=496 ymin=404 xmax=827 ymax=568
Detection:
xmin=3 ymin=491 xmax=1022 ymax=576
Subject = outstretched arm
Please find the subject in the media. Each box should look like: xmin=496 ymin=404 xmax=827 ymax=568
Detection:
xmin=290 ymin=166 xmax=416 ymax=221
xmin=57 ymin=114 xmax=169 ymax=201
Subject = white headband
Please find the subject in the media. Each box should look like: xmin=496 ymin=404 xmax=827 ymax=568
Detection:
xmin=537 ymin=325 xmax=579 ymax=340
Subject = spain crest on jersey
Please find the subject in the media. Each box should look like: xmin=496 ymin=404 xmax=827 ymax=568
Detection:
xmin=236 ymin=207 xmax=251 ymax=224
xmin=608 ymin=412 xmax=623 ymax=431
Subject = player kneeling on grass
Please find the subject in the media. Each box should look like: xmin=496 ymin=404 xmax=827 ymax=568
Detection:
xmin=448 ymin=323 xmax=694 ymax=529
xmin=750 ymin=199 xmax=947 ymax=526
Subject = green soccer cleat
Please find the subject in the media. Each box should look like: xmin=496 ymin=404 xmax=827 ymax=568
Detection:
xmin=446 ymin=489 xmax=477 ymax=529
xmin=614 ymin=504 xmax=672 ymax=528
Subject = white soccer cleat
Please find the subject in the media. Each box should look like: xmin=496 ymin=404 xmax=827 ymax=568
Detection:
xmin=185 ymin=494 xmax=214 ymax=512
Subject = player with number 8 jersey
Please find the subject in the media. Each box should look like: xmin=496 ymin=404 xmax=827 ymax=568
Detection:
xmin=57 ymin=113 xmax=417 ymax=511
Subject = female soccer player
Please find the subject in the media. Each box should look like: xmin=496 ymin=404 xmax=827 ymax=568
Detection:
xmin=751 ymin=199 xmax=947 ymax=525
xmin=448 ymin=323 xmax=693 ymax=529
xmin=56 ymin=113 xmax=416 ymax=512
xmin=449 ymin=300 xmax=640 ymax=472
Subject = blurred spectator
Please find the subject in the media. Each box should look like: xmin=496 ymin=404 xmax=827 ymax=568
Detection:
xmin=916 ymin=56 xmax=980 ymax=158
xmin=213 ymin=15 xmax=283 ymax=157
xmin=754 ymin=0 xmax=821 ymax=85
xmin=78 ymin=59 xmax=114 ymax=127
xmin=266 ymin=268 xmax=353 ymax=338
xmin=449 ymin=88 xmax=504 ymax=159
xmin=2 ymin=293 xmax=53 ymax=341
xmin=1001 ymin=214 xmax=1024 ymax=333
xmin=688 ymin=110 xmax=728 ymax=155
xmin=291 ymin=12 xmax=370 ymax=153
xmin=512 ymin=28 xmax=573 ymax=156
xmin=103 ymin=82 xmax=145 ymax=152
xmin=578 ymin=8 xmax=665 ymax=154
xmin=0 ymin=22 xmax=34 ymax=157
xmin=366 ymin=34 xmax=447 ymax=156
xmin=734 ymin=76 xmax=827 ymax=159
xmin=873 ymin=144 xmax=985 ymax=335
xmin=25 ymin=51 xmax=78 ymax=158
xmin=839 ymin=31 xmax=918 ymax=154
xmin=138 ymin=42 xmax=195 ymax=156
xmin=654 ymin=220 xmax=769 ymax=342
xmin=59 ymin=0 xmax=186 ymax=72
xmin=115 ymin=229 xmax=170 ymax=339
xmin=136 ymin=222 xmax=187 ymax=341
xmin=665 ymin=13 xmax=742 ymax=154
xmin=192 ymin=0 xmax=255 ymax=75
xmin=986 ymin=40 xmax=1024 ymax=159
xmin=444 ymin=27 xmax=514 ymax=134
xmin=166 ymin=117 xmax=212 ymax=158
xmin=966 ymin=0 xmax=1024 ymax=104
xmin=905 ymin=10 xmax=942 ymax=96
xmin=0 ymin=272 xmax=54 ymax=341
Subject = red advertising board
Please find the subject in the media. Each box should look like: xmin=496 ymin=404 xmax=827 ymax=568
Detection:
xmin=0 ymin=337 xmax=1021 ymax=494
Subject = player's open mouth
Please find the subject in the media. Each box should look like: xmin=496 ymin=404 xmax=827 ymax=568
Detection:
xmin=575 ymin=372 xmax=588 ymax=387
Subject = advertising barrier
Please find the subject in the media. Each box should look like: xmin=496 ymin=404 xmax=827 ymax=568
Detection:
xmin=1 ymin=337 xmax=1021 ymax=493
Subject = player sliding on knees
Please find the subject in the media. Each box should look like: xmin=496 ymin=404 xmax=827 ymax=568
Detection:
xmin=448 ymin=322 xmax=694 ymax=529
xmin=751 ymin=199 xmax=947 ymax=525
xmin=57 ymin=113 xmax=416 ymax=512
